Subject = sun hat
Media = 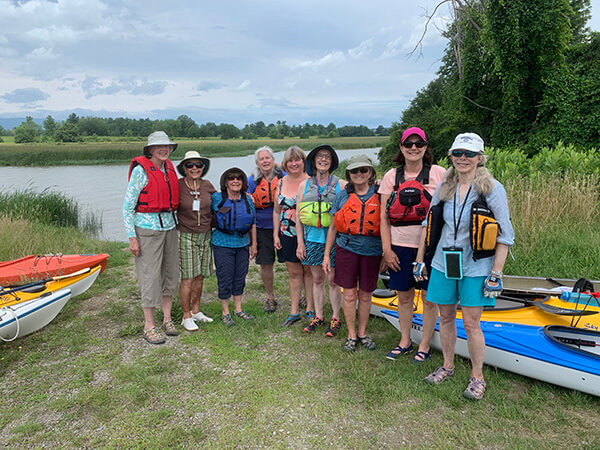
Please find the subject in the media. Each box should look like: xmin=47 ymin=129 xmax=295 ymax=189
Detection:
xmin=176 ymin=151 xmax=210 ymax=177
xmin=219 ymin=167 xmax=248 ymax=192
xmin=449 ymin=132 xmax=485 ymax=154
xmin=306 ymin=144 xmax=339 ymax=176
xmin=401 ymin=127 xmax=427 ymax=143
xmin=346 ymin=154 xmax=374 ymax=171
xmin=143 ymin=131 xmax=177 ymax=156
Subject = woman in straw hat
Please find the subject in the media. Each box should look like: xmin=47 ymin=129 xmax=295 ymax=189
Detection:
xmin=176 ymin=151 xmax=216 ymax=331
xmin=123 ymin=131 xmax=180 ymax=345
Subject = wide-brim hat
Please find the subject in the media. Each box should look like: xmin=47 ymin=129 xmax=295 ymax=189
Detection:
xmin=143 ymin=131 xmax=178 ymax=157
xmin=306 ymin=144 xmax=339 ymax=176
xmin=220 ymin=167 xmax=248 ymax=190
xmin=346 ymin=154 xmax=374 ymax=171
xmin=177 ymin=151 xmax=210 ymax=177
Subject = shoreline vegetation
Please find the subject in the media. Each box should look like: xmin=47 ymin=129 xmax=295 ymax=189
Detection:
xmin=0 ymin=136 xmax=388 ymax=167
xmin=1 ymin=151 xmax=599 ymax=446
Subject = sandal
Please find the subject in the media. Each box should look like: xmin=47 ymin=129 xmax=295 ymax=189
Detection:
xmin=305 ymin=310 xmax=315 ymax=320
xmin=343 ymin=337 xmax=357 ymax=352
xmin=425 ymin=366 xmax=454 ymax=385
xmin=386 ymin=343 xmax=413 ymax=360
xmin=161 ymin=320 xmax=178 ymax=336
xmin=412 ymin=350 xmax=431 ymax=363
xmin=463 ymin=377 xmax=486 ymax=400
xmin=282 ymin=314 xmax=301 ymax=327
xmin=143 ymin=327 xmax=166 ymax=345
xmin=358 ymin=335 xmax=376 ymax=350
xmin=221 ymin=314 xmax=235 ymax=327
xmin=234 ymin=310 xmax=255 ymax=320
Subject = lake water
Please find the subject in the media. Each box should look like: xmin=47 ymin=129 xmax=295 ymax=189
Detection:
xmin=0 ymin=147 xmax=380 ymax=242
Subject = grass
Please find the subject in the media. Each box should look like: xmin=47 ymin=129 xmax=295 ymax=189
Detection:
xmin=0 ymin=136 xmax=388 ymax=167
xmin=1 ymin=173 xmax=600 ymax=447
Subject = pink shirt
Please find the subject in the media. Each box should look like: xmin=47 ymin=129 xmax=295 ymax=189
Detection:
xmin=379 ymin=164 xmax=446 ymax=248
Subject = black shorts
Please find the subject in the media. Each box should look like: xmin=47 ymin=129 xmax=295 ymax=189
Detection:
xmin=256 ymin=228 xmax=282 ymax=265
xmin=279 ymin=234 xmax=301 ymax=263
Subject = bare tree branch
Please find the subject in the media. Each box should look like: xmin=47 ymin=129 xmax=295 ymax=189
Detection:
xmin=408 ymin=0 xmax=452 ymax=58
xmin=462 ymin=95 xmax=497 ymax=112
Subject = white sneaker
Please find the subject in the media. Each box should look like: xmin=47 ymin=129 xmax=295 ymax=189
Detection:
xmin=191 ymin=311 xmax=213 ymax=323
xmin=181 ymin=318 xmax=199 ymax=331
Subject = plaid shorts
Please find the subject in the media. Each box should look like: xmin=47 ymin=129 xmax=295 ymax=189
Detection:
xmin=178 ymin=231 xmax=214 ymax=279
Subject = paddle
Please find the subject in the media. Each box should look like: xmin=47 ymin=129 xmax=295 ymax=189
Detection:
xmin=0 ymin=267 xmax=91 ymax=297
xmin=497 ymin=294 xmax=598 ymax=316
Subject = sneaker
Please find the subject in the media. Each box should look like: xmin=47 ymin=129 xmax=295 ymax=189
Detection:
xmin=264 ymin=297 xmax=277 ymax=313
xmin=181 ymin=317 xmax=199 ymax=331
xmin=143 ymin=327 xmax=166 ymax=345
xmin=221 ymin=314 xmax=235 ymax=326
xmin=282 ymin=313 xmax=301 ymax=327
xmin=325 ymin=318 xmax=342 ymax=337
xmin=234 ymin=310 xmax=255 ymax=320
xmin=343 ymin=337 xmax=357 ymax=352
xmin=303 ymin=317 xmax=325 ymax=333
xmin=463 ymin=377 xmax=486 ymax=400
xmin=425 ymin=366 xmax=455 ymax=385
xmin=358 ymin=335 xmax=376 ymax=350
xmin=191 ymin=311 xmax=213 ymax=323
xmin=161 ymin=320 xmax=179 ymax=336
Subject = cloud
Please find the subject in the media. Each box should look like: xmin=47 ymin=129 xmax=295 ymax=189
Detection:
xmin=236 ymin=80 xmax=250 ymax=90
xmin=81 ymin=76 xmax=167 ymax=98
xmin=1 ymin=87 xmax=49 ymax=104
xmin=348 ymin=38 xmax=374 ymax=58
xmin=196 ymin=81 xmax=226 ymax=92
xmin=254 ymin=95 xmax=296 ymax=108
xmin=292 ymin=50 xmax=346 ymax=70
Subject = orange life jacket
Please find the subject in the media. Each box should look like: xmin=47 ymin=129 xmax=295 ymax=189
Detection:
xmin=129 ymin=156 xmax=179 ymax=213
xmin=334 ymin=188 xmax=381 ymax=237
xmin=251 ymin=176 xmax=279 ymax=209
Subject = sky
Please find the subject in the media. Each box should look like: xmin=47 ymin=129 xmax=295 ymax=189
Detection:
xmin=0 ymin=0 xmax=599 ymax=128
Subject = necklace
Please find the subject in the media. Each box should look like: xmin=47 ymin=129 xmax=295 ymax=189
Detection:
xmin=184 ymin=178 xmax=201 ymax=226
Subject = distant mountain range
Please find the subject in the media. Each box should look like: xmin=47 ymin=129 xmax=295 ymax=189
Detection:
xmin=0 ymin=117 xmax=44 ymax=130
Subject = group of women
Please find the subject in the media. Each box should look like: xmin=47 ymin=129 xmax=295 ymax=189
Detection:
xmin=123 ymin=127 xmax=514 ymax=401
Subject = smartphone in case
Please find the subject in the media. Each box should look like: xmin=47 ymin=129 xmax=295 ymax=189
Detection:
xmin=443 ymin=247 xmax=463 ymax=280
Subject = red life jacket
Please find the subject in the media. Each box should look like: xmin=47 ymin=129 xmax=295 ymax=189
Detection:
xmin=251 ymin=166 xmax=284 ymax=209
xmin=129 ymin=156 xmax=179 ymax=213
xmin=386 ymin=164 xmax=432 ymax=226
xmin=334 ymin=187 xmax=381 ymax=236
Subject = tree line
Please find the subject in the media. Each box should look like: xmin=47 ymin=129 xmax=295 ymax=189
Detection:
xmin=3 ymin=114 xmax=390 ymax=144
xmin=379 ymin=0 xmax=599 ymax=167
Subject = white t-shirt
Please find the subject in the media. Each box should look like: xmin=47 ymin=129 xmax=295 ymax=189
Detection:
xmin=379 ymin=164 xmax=446 ymax=248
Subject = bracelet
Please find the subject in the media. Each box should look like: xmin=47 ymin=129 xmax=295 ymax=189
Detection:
xmin=490 ymin=270 xmax=503 ymax=277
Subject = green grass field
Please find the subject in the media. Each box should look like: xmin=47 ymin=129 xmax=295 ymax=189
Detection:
xmin=0 ymin=136 xmax=388 ymax=166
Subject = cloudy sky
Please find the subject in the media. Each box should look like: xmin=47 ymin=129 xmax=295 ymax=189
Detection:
xmin=1 ymin=0 xmax=599 ymax=128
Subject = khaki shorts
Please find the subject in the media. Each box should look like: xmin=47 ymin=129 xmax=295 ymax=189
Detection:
xmin=178 ymin=231 xmax=213 ymax=279
xmin=134 ymin=227 xmax=179 ymax=308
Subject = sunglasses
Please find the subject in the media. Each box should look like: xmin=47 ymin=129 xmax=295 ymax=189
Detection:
xmin=227 ymin=175 xmax=242 ymax=181
xmin=184 ymin=162 xmax=204 ymax=169
xmin=451 ymin=150 xmax=480 ymax=158
xmin=403 ymin=141 xmax=426 ymax=149
xmin=348 ymin=167 xmax=370 ymax=174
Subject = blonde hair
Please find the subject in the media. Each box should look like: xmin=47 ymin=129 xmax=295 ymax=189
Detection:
xmin=281 ymin=145 xmax=306 ymax=173
xmin=437 ymin=166 xmax=495 ymax=201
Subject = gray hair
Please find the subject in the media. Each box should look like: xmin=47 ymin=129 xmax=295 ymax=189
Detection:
xmin=254 ymin=146 xmax=275 ymax=179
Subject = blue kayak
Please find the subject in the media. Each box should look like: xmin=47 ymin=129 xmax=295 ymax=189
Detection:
xmin=382 ymin=309 xmax=600 ymax=396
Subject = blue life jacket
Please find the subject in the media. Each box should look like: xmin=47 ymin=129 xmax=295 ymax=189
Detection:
xmin=213 ymin=193 xmax=254 ymax=236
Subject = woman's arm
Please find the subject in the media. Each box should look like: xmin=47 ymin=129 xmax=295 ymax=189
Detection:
xmin=295 ymin=180 xmax=307 ymax=261
xmin=322 ymin=222 xmax=337 ymax=275
xmin=379 ymin=192 xmax=400 ymax=272
xmin=273 ymin=182 xmax=282 ymax=250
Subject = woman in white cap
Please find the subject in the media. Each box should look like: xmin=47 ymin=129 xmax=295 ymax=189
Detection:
xmin=176 ymin=151 xmax=216 ymax=331
xmin=123 ymin=131 xmax=180 ymax=345
xmin=296 ymin=144 xmax=345 ymax=336
xmin=323 ymin=154 xmax=382 ymax=351
xmin=379 ymin=127 xmax=446 ymax=362
xmin=413 ymin=132 xmax=514 ymax=400
xmin=247 ymin=146 xmax=285 ymax=313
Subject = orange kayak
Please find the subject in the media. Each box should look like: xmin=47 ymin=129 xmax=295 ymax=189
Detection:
xmin=0 ymin=253 xmax=109 ymax=285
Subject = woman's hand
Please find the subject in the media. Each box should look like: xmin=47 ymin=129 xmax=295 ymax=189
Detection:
xmin=322 ymin=256 xmax=331 ymax=275
xmin=296 ymin=241 xmax=306 ymax=261
xmin=274 ymin=235 xmax=282 ymax=250
xmin=250 ymin=244 xmax=258 ymax=260
xmin=129 ymin=237 xmax=141 ymax=257
xmin=383 ymin=248 xmax=401 ymax=272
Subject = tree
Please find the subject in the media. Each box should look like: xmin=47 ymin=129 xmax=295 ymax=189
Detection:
xmin=66 ymin=113 xmax=79 ymax=125
xmin=14 ymin=116 xmax=42 ymax=143
xmin=218 ymin=123 xmax=240 ymax=139
xmin=43 ymin=115 xmax=57 ymax=137
xmin=54 ymin=121 xmax=81 ymax=142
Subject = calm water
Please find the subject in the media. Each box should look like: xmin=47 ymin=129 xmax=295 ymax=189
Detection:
xmin=0 ymin=147 xmax=380 ymax=242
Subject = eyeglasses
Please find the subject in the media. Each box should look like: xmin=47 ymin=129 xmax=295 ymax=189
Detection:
xmin=316 ymin=153 xmax=332 ymax=160
xmin=184 ymin=162 xmax=204 ymax=169
xmin=348 ymin=167 xmax=370 ymax=174
xmin=402 ymin=141 xmax=426 ymax=149
xmin=227 ymin=175 xmax=242 ymax=181
xmin=451 ymin=150 xmax=480 ymax=158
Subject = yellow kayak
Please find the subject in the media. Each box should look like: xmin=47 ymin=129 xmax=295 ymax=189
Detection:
xmin=371 ymin=289 xmax=600 ymax=331
xmin=0 ymin=265 xmax=102 ymax=309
